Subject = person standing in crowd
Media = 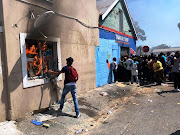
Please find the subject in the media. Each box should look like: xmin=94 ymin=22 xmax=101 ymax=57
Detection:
xmin=126 ymin=56 xmax=133 ymax=83
xmin=159 ymin=53 xmax=167 ymax=78
xmin=153 ymin=57 xmax=165 ymax=85
xmin=166 ymin=52 xmax=173 ymax=81
xmin=112 ymin=57 xmax=118 ymax=83
xmin=131 ymin=58 xmax=139 ymax=85
xmin=171 ymin=51 xmax=180 ymax=92
xmin=123 ymin=57 xmax=127 ymax=82
xmin=117 ymin=57 xmax=124 ymax=82
xmin=48 ymin=57 xmax=80 ymax=118
xmin=148 ymin=57 xmax=155 ymax=84
xmin=137 ymin=56 xmax=143 ymax=84
xmin=141 ymin=56 xmax=149 ymax=84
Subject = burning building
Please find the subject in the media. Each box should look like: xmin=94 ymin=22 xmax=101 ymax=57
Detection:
xmin=0 ymin=0 xmax=99 ymax=121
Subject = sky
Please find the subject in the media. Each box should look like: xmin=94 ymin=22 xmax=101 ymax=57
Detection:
xmin=126 ymin=0 xmax=180 ymax=48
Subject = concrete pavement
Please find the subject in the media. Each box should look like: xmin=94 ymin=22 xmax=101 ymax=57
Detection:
xmin=89 ymin=84 xmax=180 ymax=135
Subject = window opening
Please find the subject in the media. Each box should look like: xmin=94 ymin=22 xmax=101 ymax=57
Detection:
xmin=26 ymin=39 xmax=58 ymax=80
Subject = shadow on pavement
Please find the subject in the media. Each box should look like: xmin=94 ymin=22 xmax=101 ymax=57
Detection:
xmin=79 ymin=108 xmax=98 ymax=117
xmin=170 ymin=130 xmax=180 ymax=135
xmin=156 ymin=90 xmax=179 ymax=97
xmin=34 ymin=107 xmax=76 ymax=118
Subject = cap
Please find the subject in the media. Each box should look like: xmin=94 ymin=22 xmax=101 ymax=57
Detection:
xmin=66 ymin=57 xmax=74 ymax=62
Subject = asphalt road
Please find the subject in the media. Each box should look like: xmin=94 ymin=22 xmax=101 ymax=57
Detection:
xmin=89 ymin=89 xmax=180 ymax=135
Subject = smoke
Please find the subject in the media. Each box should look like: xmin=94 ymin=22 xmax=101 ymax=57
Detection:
xmin=134 ymin=21 xmax=146 ymax=41
xmin=178 ymin=23 xmax=180 ymax=31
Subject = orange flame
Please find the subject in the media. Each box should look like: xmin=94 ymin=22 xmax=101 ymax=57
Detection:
xmin=26 ymin=41 xmax=48 ymax=76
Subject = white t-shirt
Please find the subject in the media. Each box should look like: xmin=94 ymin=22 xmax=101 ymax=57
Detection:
xmin=112 ymin=61 xmax=117 ymax=71
xmin=131 ymin=62 xmax=138 ymax=76
xmin=126 ymin=58 xmax=132 ymax=70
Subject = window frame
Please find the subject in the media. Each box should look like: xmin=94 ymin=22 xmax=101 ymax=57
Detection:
xmin=20 ymin=33 xmax=62 ymax=88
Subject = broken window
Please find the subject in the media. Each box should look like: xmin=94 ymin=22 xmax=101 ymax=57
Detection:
xmin=20 ymin=33 xmax=62 ymax=88
xmin=26 ymin=39 xmax=58 ymax=79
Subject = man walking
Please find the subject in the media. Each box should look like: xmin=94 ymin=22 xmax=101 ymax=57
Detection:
xmin=48 ymin=57 xmax=80 ymax=118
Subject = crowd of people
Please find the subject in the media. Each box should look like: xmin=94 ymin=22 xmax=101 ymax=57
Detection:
xmin=111 ymin=51 xmax=180 ymax=92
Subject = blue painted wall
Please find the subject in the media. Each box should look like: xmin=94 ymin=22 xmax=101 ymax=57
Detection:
xmin=95 ymin=29 xmax=136 ymax=87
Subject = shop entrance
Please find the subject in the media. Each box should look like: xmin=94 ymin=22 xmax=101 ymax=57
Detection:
xmin=121 ymin=47 xmax=129 ymax=57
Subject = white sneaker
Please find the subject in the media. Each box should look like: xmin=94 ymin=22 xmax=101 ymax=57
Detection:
xmin=76 ymin=114 xmax=81 ymax=118
xmin=174 ymin=89 xmax=180 ymax=92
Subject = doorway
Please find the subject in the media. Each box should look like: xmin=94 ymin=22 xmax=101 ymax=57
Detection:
xmin=121 ymin=47 xmax=129 ymax=57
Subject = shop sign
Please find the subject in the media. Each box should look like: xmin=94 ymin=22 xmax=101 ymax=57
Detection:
xmin=115 ymin=34 xmax=129 ymax=43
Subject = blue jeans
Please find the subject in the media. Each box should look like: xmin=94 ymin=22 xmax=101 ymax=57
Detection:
xmin=60 ymin=85 xmax=79 ymax=115
xmin=131 ymin=75 xmax=139 ymax=84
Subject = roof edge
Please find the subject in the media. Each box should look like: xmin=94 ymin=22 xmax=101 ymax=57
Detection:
xmin=122 ymin=0 xmax=138 ymax=40
xmin=102 ymin=0 xmax=119 ymax=20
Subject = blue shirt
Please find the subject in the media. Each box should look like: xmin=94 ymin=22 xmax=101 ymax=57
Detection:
xmin=162 ymin=55 xmax=166 ymax=62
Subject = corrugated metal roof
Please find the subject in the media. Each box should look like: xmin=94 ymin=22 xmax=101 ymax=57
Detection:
xmin=152 ymin=48 xmax=180 ymax=53
xmin=96 ymin=0 xmax=116 ymax=15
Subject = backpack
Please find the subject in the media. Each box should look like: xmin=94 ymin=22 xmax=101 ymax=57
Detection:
xmin=67 ymin=66 xmax=78 ymax=82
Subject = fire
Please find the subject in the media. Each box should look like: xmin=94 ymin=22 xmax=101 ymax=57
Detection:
xmin=33 ymin=56 xmax=42 ymax=75
xmin=26 ymin=41 xmax=48 ymax=77
xmin=26 ymin=44 xmax=38 ymax=55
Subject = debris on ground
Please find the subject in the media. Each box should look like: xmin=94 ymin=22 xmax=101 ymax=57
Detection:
xmin=133 ymin=103 xmax=139 ymax=105
xmin=107 ymin=108 xmax=113 ymax=114
xmin=42 ymin=123 xmax=50 ymax=128
xmin=148 ymin=100 xmax=152 ymax=102
xmin=31 ymin=120 xmax=43 ymax=125
xmin=75 ymin=128 xmax=83 ymax=134
xmin=100 ymin=91 xmax=108 ymax=96
xmin=48 ymin=119 xmax=56 ymax=123
xmin=34 ymin=114 xmax=57 ymax=122
xmin=117 ymin=83 xmax=126 ymax=87
xmin=151 ymin=110 xmax=154 ymax=113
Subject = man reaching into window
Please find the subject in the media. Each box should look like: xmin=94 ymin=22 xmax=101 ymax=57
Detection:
xmin=48 ymin=57 xmax=80 ymax=118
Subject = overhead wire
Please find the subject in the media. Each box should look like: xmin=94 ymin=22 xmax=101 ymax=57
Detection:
xmin=16 ymin=0 xmax=100 ymax=29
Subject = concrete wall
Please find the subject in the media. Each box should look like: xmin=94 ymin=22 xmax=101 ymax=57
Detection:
xmin=0 ymin=0 xmax=2 ymax=25
xmin=99 ymin=1 xmax=134 ymax=37
xmin=1 ymin=0 xmax=99 ymax=120
xmin=0 ymin=32 xmax=7 ymax=122
xmin=0 ymin=0 xmax=8 ymax=122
